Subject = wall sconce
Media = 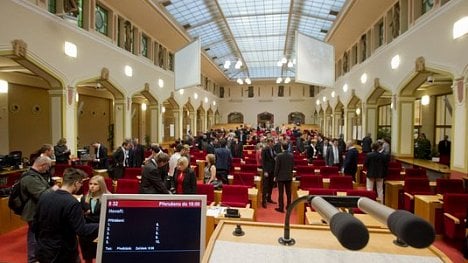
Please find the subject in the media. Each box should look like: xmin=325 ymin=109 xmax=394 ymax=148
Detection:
xmin=0 ymin=80 xmax=9 ymax=93
xmin=421 ymin=95 xmax=430 ymax=106
xmin=158 ymin=78 xmax=164 ymax=88
xmin=124 ymin=65 xmax=133 ymax=77
xmin=331 ymin=91 xmax=336 ymax=98
xmin=342 ymin=83 xmax=348 ymax=92
xmin=194 ymin=93 xmax=198 ymax=99
xmin=360 ymin=73 xmax=368 ymax=84
xmin=213 ymin=101 xmax=216 ymax=106
xmin=356 ymin=108 xmax=361 ymax=115
xmin=141 ymin=103 xmax=147 ymax=111
xmin=179 ymin=89 xmax=184 ymax=95
xmin=64 ymin=41 xmax=77 ymax=58
xmin=204 ymin=97 xmax=208 ymax=103
xmin=391 ymin=55 xmax=400 ymax=69
xmin=453 ymin=16 xmax=468 ymax=39
xmin=161 ymin=106 xmax=166 ymax=113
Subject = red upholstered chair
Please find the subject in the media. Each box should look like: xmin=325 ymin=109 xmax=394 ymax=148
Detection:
xmin=386 ymin=167 xmax=403 ymax=181
xmin=197 ymin=183 xmax=215 ymax=205
xmin=104 ymin=177 xmax=114 ymax=193
xmin=231 ymin=158 xmax=242 ymax=166
xmin=115 ymin=179 xmax=140 ymax=194
xmin=240 ymin=164 xmax=258 ymax=174
xmin=221 ymin=185 xmax=250 ymax=208
xmin=404 ymin=167 xmax=426 ymax=177
xmin=329 ymin=176 xmax=354 ymax=190
xmin=319 ymin=166 xmax=339 ymax=177
xmin=388 ymin=161 xmax=402 ymax=169
xmin=294 ymin=159 xmax=309 ymax=166
xmin=53 ymin=163 xmax=72 ymax=178
xmin=0 ymin=171 xmax=22 ymax=189
xmin=232 ymin=172 xmax=255 ymax=187
xmin=73 ymin=165 xmax=94 ymax=177
xmin=435 ymin=178 xmax=465 ymax=195
xmin=123 ymin=167 xmax=142 ymax=179
xmin=295 ymin=165 xmax=316 ymax=176
xmin=312 ymin=159 xmax=326 ymax=167
xmin=442 ymin=193 xmax=468 ymax=240
xmin=81 ymin=176 xmax=113 ymax=195
xmin=299 ymin=175 xmax=324 ymax=189
xmin=243 ymin=158 xmax=257 ymax=165
xmin=307 ymin=188 xmax=336 ymax=196
xmin=402 ymin=178 xmax=433 ymax=212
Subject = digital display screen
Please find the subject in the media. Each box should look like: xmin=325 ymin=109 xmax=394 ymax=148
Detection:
xmin=97 ymin=195 xmax=206 ymax=263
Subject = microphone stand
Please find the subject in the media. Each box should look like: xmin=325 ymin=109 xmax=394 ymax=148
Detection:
xmin=278 ymin=195 xmax=308 ymax=246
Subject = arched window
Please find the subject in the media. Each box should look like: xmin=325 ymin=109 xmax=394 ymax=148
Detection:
xmin=228 ymin=112 xmax=244 ymax=123
xmin=288 ymin=112 xmax=305 ymax=125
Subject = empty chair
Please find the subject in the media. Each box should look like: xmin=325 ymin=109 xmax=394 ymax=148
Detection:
xmin=329 ymin=176 xmax=354 ymax=190
xmin=402 ymin=178 xmax=433 ymax=212
xmin=221 ymin=185 xmax=250 ymax=208
xmin=346 ymin=189 xmax=377 ymax=213
xmin=231 ymin=157 xmax=242 ymax=166
xmin=404 ymin=167 xmax=426 ymax=177
xmin=232 ymin=172 xmax=255 ymax=187
xmin=115 ymin=179 xmax=140 ymax=194
xmin=387 ymin=161 xmax=402 ymax=169
xmin=312 ymin=159 xmax=326 ymax=167
xmin=319 ymin=166 xmax=339 ymax=177
xmin=123 ymin=167 xmax=142 ymax=179
xmin=299 ymin=175 xmax=324 ymax=189
xmin=295 ymin=165 xmax=316 ymax=176
xmin=436 ymin=178 xmax=464 ymax=194
xmin=386 ymin=167 xmax=403 ymax=181
xmin=306 ymin=188 xmax=336 ymax=196
xmin=240 ymin=164 xmax=258 ymax=174
xmin=197 ymin=183 xmax=215 ymax=205
xmin=294 ymin=159 xmax=309 ymax=166
xmin=442 ymin=193 xmax=468 ymax=240
xmin=53 ymin=163 xmax=72 ymax=178
xmin=243 ymin=158 xmax=257 ymax=165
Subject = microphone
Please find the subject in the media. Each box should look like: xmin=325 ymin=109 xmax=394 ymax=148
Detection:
xmin=310 ymin=196 xmax=369 ymax=250
xmin=357 ymin=197 xmax=435 ymax=248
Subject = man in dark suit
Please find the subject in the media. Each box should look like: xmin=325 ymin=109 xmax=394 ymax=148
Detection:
xmin=274 ymin=143 xmax=294 ymax=213
xmin=261 ymin=138 xmax=277 ymax=208
xmin=109 ymin=140 xmax=131 ymax=180
xmin=130 ymin=138 xmax=145 ymax=167
xmin=361 ymin=133 xmax=372 ymax=153
xmin=139 ymin=150 xmax=171 ymax=194
xmin=365 ymin=142 xmax=390 ymax=203
xmin=438 ymin=135 xmax=451 ymax=165
xmin=342 ymin=140 xmax=359 ymax=181
xmin=92 ymin=142 xmax=108 ymax=169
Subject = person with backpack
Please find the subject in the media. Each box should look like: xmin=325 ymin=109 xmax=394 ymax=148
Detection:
xmin=19 ymin=156 xmax=58 ymax=263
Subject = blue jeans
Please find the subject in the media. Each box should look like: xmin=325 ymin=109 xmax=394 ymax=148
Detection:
xmin=27 ymin=221 xmax=37 ymax=263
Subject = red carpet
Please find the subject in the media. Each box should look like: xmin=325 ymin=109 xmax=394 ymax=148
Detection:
xmin=0 ymin=187 xmax=465 ymax=262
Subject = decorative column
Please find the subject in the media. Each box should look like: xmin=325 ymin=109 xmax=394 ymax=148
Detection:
xmin=114 ymin=98 xmax=127 ymax=147
xmin=344 ymin=108 xmax=354 ymax=142
xmin=365 ymin=103 xmax=378 ymax=142
xmin=0 ymin=89 xmax=9 ymax=153
xmin=48 ymin=89 xmax=64 ymax=146
xmin=175 ymin=108 xmax=182 ymax=140
xmin=148 ymin=104 xmax=159 ymax=143
xmin=333 ymin=111 xmax=342 ymax=139
xmin=393 ymin=96 xmax=415 ymax=157
xmin=451 ymin=77 xmax=468 ymax=178
xmin=64 ymin=86 xmax=78 ymax=155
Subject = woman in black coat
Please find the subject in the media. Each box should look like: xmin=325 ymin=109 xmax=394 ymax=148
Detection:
xmin=173 ymin=156 xmax=197 ymax=194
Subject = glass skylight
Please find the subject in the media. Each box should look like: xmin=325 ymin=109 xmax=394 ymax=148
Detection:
xmin=160 ymin=0 xmax=347 ymax=81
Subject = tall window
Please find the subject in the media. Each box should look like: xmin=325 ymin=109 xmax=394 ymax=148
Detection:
xmin=95 ymin=5 xmax=109 ymax=36
xmin=378 ymin=104 xmax=392 ymax=138
xmin=378 ymin=21 xmax=384 ymax=47
xmin=141 ymin=34 xmax=149 ymax=58
xmin=48 ymin=0 xmax=56 ymax=13
xmin=422 ymin=0 xmax=434 ymax=15
xmin=435 ymin=94 xmax=452 ymax=142
xmin=76 ymin=0 xmax=83 ymax=28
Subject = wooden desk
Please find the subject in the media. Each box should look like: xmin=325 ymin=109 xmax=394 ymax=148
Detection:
xmin=414 ymin=195 xmax=443 ymax=227
xmin=214 ymin=188 xmax=258 ymax=209
xmin=203 ymin=221 xmax=449 ymax=262
xmin=205 ymin=207 xmax=255 ymax=247
xmin=93 ymin=169 xmax=108 ymax=178
xmin=305 ymin=209 xmax=387 ymax=229
xmin=0 ymin=197 xmax=25 ymax=234
xmin=395 ymin=157 xmax=451 ymax=175
xmin=296 ymin=189 xmax=309 ymax=224
xmin=384 ymin=180 xmax=437 ymax=209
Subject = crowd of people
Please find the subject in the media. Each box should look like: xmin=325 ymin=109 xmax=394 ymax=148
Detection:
xmin=17 ymin=125 xmax=453 ymax=262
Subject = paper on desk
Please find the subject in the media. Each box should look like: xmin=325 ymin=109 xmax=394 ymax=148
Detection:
xmin=207 ymin=207 xmax=226 ymax=217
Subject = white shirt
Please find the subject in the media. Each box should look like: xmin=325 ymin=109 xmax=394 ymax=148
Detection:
xmin=333 ymin=146 xmax=339 ymax=164
xmin=168 ymin=152 xmax=181 ymax=177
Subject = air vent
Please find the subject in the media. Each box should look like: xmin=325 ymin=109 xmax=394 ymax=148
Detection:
xmin=329 ymin=10 xmax=339 ymax=16
xmin=162 ymin=1 xmax=172 ymax=7
xmin=320 ymin=29 xmax=328 ymax=33
xmin=183 ymin=23 xmax=191 ymax=30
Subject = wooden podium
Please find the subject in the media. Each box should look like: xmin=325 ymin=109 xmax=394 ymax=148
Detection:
xmin=202 ymin=221 xmax=449 ymax=262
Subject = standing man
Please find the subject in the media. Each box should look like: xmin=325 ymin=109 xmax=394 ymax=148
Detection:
xmin=365 ymin=142 xmax=390 ymax=203
xmin=139 ymin=149 xmax=171 ymax=194
xmin=214 ymin=139 xmax=232 ymax=184
xmin=110 ymin=140 xmax=132 ymax=180
xmin=438 ymin=135 xmax=451 ymax=165
xmin=20 ymin=156 xmax=58 ymax=263
xmin=261 ymin=138 xmax=277 ymax=208
xmin=34 ymin=168 xmax=98 ymax=262
xmin=92 ymin=142 xmax=108 ymax=169
xmin=274 ymin=143 xmax=294 ymax=213
xmin=361 ymin=133 xmax=372 ymax=153
xmin=342 ymin=140 xmax=359 ymax=181
xmin=131 ymin=138 xmax=145 ymax=167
